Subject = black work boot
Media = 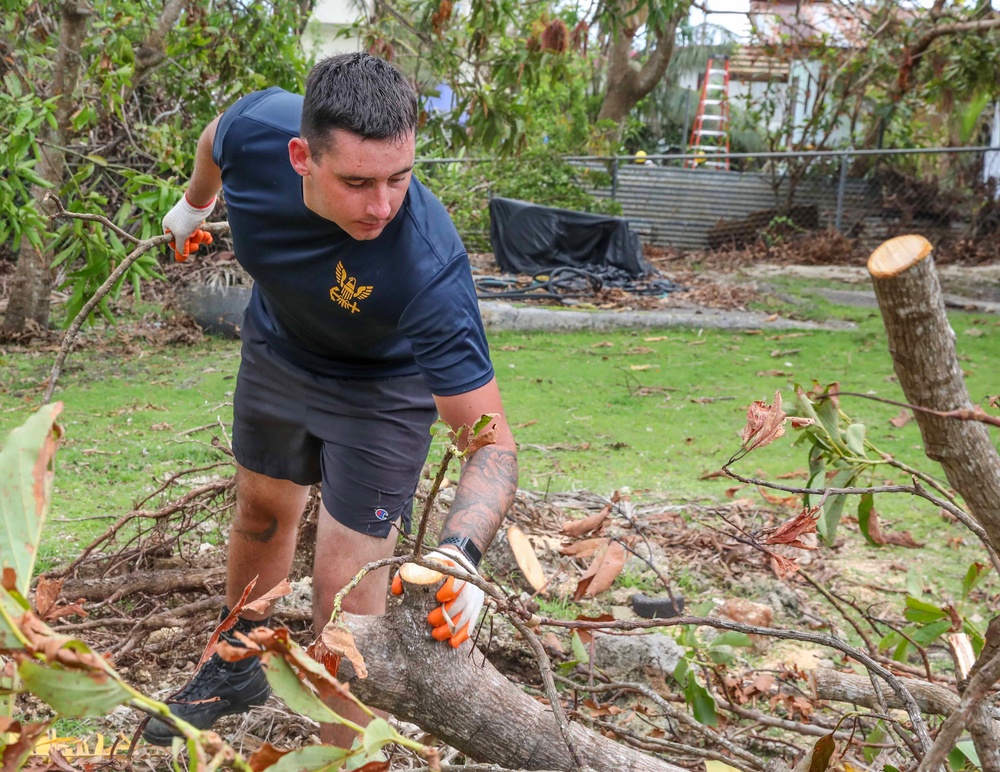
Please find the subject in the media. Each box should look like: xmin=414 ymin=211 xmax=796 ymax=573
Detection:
xmin=142 ymin=610 xmax=271 ymax=746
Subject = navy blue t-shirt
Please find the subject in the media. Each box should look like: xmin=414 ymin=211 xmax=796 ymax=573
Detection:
xmin=212 ymin=87 xmax=494 ymax=397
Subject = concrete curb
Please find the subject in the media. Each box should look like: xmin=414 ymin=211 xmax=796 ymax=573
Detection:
xmin=479 ymin=301 xmax=858 ymax=332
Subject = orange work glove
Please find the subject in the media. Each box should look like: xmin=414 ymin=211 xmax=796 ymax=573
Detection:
xmin=392 ymin=548 xmax=485 ymax=648
xmin=163 ymin=193 xmax=217 ymax=262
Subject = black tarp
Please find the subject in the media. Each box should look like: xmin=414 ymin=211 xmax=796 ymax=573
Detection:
xmin=489 ymin=197 xmax=650 ymax=278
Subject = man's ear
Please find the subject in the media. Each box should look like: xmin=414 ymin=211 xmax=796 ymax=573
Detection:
xmin=288 ymin=137 xmax=311 ymax=177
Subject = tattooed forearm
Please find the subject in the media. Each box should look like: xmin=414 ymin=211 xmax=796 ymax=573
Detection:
xmin=440 ymin=446 xmax=518 ymax=553
xmin=234 ymin=516 xmax=279 ymax=544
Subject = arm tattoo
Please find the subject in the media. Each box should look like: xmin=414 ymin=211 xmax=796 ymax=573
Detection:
xmin=440 ymin=446 xmax=519 ymax=553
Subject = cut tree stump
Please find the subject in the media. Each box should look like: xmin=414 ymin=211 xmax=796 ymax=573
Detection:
xmin=867 ymin=234 xmax=1000 ymax=554
xmin=340 ymin=568 xmax=685 ymax=772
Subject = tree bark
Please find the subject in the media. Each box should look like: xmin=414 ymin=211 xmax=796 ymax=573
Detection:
xmin=340 ymin=578 xmax=685 ymax=772
xmin=2 ymin=2 xmax=90 ymax=337
xmin=867 ymin=234 xmax=1000 ymax=555
xmin=596 ymin=2 xmax=684 ymax=140
xmin=58 ymin=566 xmax=226 ymax=603
xmin=810 ymin=667 xmax=981 ymax=718
xmin=813 ymin=666 xmax=1000 ymax=770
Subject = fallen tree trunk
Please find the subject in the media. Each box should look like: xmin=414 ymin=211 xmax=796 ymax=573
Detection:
xmin=60 ymin=566 xmax=226 ymax=602
xmin=341 ymin=576 xmax=684 ymax=772
xmin=867 ymin=234 xmax=1000 ymax=554
xmin=809 ymin=667 xmax=996 ymax=718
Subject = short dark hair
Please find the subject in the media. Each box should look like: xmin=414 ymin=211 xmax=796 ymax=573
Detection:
xmin=301 ymin=53 xmax=418 ymax=158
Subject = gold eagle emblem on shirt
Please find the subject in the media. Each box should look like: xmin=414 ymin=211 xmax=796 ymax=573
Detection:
xmin=329 ymin=261 xmax=373 ymax=314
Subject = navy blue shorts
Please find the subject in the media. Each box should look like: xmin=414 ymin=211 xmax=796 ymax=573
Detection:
xmin=232 ymin=314 xmax=438 ymax=538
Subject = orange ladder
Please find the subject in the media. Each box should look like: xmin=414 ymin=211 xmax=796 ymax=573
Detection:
xmin=685 ymin=56 xmax=731 ymax=170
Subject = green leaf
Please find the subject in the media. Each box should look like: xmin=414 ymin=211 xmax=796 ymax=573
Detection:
xmin=673 ymin=657 xmax=690 ymax=685
xmin=952 ymin=739 xmax=980 ymax=769
xmin=19 ymin=661 xmax=131 ymax=717
xmin=0 ymin=586 xmax=30 ymax=649
xmin=962 ymin=619 xmax=985 ymax=656
xmin=877 ymin=631 xmax=902 ymax=652
xmin=857 ymin=493 xmax=880 ymax=547
xmin=678 ymin=624 xmax=698 ymax=648
xmin=818 ymin=468 xmax=856 ymax=544
xmin=711 ymin=631 xmax=752 ymax=648
xmin=570 ymin=630 xmax=589 ymax=665
xmin=471 ymin=413 xmax=494 ymax=435
xmin=362 ymin=716 xmax=395 ymax=756
xmin=707 ymin=646 xmax=736 ymax=666
xmin=0 ymin=403 xmax=63 ymax=594
xmin=961 ymin=562 xmax=987 ymax=601
xmin=807 ymin=733 xmax=836 ymax=772
xmin=804 ymin=442 xmax=826 ymax=510
xmin=903 ymin=596 xmax=947 ymax=624
xmin=684 ymin=678 xmax=717 ymax=726
xmin=263 ymin=654 xmax=341 ymax=724
xmin=84 ymin=154 xmax=108 ymax=167
xmin=844 ymin=423 xmax=867 ymax=457
xmin=267 ymin=745 xmax=351 ymax=772
xmin=909 ymin=619 xmax=952 ymax=646
xmin=862 ymin=722 xmax=886 ymax=763
xmin=815 ymin=395 xmax=847 ymax=454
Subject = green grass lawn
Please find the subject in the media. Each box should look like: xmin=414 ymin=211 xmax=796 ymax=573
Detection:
xmin=3 ymin=279 xmax=999 ymax=749
xmin=1 ymin=287 xmax=998 ymax=596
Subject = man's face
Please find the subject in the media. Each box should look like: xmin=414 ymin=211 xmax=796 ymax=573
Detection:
xmin=289 ymin=128 xmax=415 ymax=241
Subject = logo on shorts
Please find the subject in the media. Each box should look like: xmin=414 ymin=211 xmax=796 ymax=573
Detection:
xmin=330 ymin=261 xmax=373 ymax=314
xmin=374 ymin=508 xmax=389 ymax=520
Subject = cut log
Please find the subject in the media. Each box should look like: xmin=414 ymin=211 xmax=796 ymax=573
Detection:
xmin=867 ymin=235 xmax=1000 ymax=555
xmin=340 ymin=572 xmax=684 ymax=772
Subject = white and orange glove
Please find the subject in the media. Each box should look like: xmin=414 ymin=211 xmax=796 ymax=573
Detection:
xmin=392 ymin=548 xmax=485 ymax=648
xmin=163 ymin=193 xmax=217 ymax=262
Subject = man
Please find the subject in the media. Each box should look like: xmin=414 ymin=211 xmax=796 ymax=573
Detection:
xmin=142 ymin=53 xmax=518 ymax=748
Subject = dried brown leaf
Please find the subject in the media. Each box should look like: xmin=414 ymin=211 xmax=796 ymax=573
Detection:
xmin=542 ymin=632 xmax=564 ymax=655
xmin=507 ymin=524 xmax=547 ymax=592
xmin=244 ymin=579 xmax=293 ymax=615
xmin=757 ymin=487 xmax=800 ymax=509
xmin=572 ymin=613 xmax=615 ymax=645
xmin=33 ymin=576 xmax=62 ymax=617
xmin=769 ymin=552 xmax=800 ymax=579
xmin=467 ymin=424 xmax=499 ymax=455
xmin=559 ymin=537 xmax=609 ymax=560
xmin=740 ymin=390 xmax=787 ymax=452
xmin=249 ymin=743 xmax=291 ymax=771
xmin=561 ymin=504 xmax=611 ymax=537
xmin=320 ymin=621 xmax=367 ymax=679
xmin=889 ymin=409 xmax=913 ymax=428
xmin=765 ymin=507 xmax=820 ymax=549
xmin=575 ymin=540 xmax=628 ymax=599
xmin=882 ymin=531 xmax=925 ymax=548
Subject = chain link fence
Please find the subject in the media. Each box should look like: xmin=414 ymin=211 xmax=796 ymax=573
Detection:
xmin=570 ymin=146 xmax=1000 ymax=264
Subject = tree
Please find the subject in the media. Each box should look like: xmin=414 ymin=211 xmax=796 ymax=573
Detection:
xmin=357 ymin=0 xmax=700 ymax=154
xmin=0 ymin=1 xmax=309 ymax=338
xmin=595 ymin=0 xmax=692 ymax=143
xmin=1 ymin=2 xmax=89 ymax=336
